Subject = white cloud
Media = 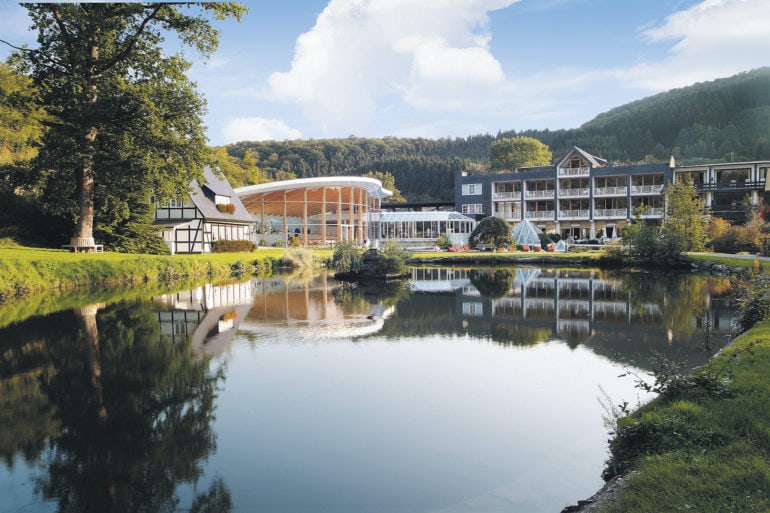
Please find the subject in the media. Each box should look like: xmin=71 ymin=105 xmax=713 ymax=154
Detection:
xmin=268 ymin=0 xmax=520 ymax=135
xmin=222 ymin=117 xmax=303 ymax=142
xmin=619 ymin=0 xmax=770 ymax=91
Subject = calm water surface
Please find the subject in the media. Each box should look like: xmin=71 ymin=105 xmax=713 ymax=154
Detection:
xmin=0 ymin=267 xmax=734 ymax=513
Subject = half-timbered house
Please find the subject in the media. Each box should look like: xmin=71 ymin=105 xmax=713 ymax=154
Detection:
xmin=154 ymin=166 xmax=253 ymax=254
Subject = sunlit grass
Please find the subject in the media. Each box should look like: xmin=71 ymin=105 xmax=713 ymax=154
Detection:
xmin=687 ymin=252 xmax=770 ymax=271
xmin=600 ymin=322 xmax=770 ymax=513
xmin=0 ymin=246 xmax=292 ymax=303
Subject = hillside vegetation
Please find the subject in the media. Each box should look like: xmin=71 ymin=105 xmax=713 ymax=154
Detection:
xmin=220 ymin=68 xmax=770 ymax=202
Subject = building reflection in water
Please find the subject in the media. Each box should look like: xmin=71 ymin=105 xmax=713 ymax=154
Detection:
xmin=409 ymin=267 xmax=734 ymax=365
xmin=155 ymin=281 xmax=253 ymax=356
xmin=242 ymin=273 xmax=395 ymax=340
xmin=153 ymin=268 xmax=733 ymax=366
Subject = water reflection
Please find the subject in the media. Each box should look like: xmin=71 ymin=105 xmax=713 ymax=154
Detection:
xmin=406 ymin=267 xmax=734 ymax=368
xmin=0 ymin=267 xmax=735 ymax=513
xmin=154 ymin=281 xmax=253 ymax=357
xmin=0 ymin=301 xmax=231 ymax=513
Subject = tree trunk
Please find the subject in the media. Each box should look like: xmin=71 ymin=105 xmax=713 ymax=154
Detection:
xmin=74 ymin=303 xmax=108 ymax=423
xmin=70 ymin=32 xmax=100 ymax=247
xmin=72 ymin=129 xmax=97 ymax=245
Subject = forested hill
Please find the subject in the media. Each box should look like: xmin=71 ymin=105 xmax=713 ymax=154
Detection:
xmin=512 ymin=67 xmax=770 ymax=163
xmin=222 ymin=68 xmax=770 ymax=202
xmin=226 ymin=135 xmax=495 ymax=202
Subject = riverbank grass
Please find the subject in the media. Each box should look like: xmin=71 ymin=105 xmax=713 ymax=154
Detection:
xmin=601 ymin=321 xmax=770 ymax=513
xmin=0 ymin=245 xmax=295 ymax=302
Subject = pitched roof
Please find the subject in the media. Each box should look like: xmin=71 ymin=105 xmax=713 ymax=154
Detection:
xmin=189 ymin=166 xmax=253 ymax=223
xmin=512 ymin=219 xmax=543 ymax=246
xmin=557 ymin=146 xmax=608 ymax=169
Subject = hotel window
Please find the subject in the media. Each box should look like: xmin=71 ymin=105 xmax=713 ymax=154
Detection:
xmin=462 ymin=203 xmax=483 ymax=214
xmin=462 ymin=183 xmax=482 ymax=196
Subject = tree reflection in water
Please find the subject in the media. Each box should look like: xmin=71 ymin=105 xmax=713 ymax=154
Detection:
xmin=35 ymin=301 xmax=231 ymax=513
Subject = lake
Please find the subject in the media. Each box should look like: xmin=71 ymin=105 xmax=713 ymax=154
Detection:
xmin=0 ymin=266 xmax=734 ymax=513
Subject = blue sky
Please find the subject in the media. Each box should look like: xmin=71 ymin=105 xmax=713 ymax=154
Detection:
xmin=2 ymin=0 xmax=769 ymax=146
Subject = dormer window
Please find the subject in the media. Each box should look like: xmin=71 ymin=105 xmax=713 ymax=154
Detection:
xmin=215 ymin=194 xmax=231 ymax=205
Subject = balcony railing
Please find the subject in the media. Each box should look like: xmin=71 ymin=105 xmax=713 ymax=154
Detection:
xmin=630 ymin=184 xmax=664 ymax=195
xmin=558 ymin=187 xmax=590 ymax=198
xmin=495 ymin=210 xmax=521 ymax=221
xmin=557 ymin=166 xmax=590 ymax=177
xmin=594 ymin=186 xmax=628 ymax=196
xmin=524 ymin=189 xmax=555 ymax=199
xmin=525 ymin=210 xmax=555 ymax=220
xmin=594 ymin=208 xmax=628 ymax=218
xmin=493 ymin=191 xmax=521 ymax=200
xmin=699 ymin=180 xmax=765 ymax=191
xmin=558 ymin=209 xmax=590 ymax=220
xmin=640 ymin=208 xmax=664 ymax=217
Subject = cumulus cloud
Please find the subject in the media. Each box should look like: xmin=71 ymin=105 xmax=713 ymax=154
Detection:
xmin=222 ymin=117 xmax=303 ymax=142
xmin=619 ymin=0 xmax=770 ymax=90
xmin=268 ymin=0 xmax=519 ymax=135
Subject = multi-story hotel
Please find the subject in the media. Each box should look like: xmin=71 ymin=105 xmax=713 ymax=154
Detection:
xmin=456 ymin=146 xmax=770 ymax=241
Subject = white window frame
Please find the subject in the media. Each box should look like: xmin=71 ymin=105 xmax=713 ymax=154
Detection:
xmin=462 ymin=183 xmax=482 ymax=196
xmin=461 ymin=203 xmax=483 ymax=215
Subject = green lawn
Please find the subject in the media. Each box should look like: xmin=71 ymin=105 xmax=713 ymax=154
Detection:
xmin=599 ymin=322 xmax=770 ymax=513
xmin=0 ymin=245 xmax=295 ymax=303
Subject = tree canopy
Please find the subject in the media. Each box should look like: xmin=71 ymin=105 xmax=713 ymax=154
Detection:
xmin=17 ymin=3 xmax=246 ymax=250
xmin=469 ymin=216 xmax=513 ymax=249
xmin=0 ymin=63 xmax=46 ymax=169
xmin=489 ymin=136 xmax=552 ymax=172
xmin=663 ymin=179 xmax=709 ymax=252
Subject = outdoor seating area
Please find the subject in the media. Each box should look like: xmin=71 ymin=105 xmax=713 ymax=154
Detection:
xmin=61 ymin=237 xmax=104 ymax=253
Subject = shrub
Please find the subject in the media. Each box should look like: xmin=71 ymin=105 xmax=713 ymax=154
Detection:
xmin=710 ymin=224 xmax=760 ymax=253
xmin=366 ymin=241 xmax=408 ymax=277
xmin=211 ymin=239 xmax=256 ymax=253
xmin=469 ymin=216 xmax=512 ymax=249
xmin=435 ymin=233 xmax=451 ymax=250
xmin=331 ymin=241 xmax=364 ymax=273
xmin=282 ymin=247 xmax=318 ymax=271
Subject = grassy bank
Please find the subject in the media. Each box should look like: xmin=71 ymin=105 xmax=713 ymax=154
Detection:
xmin=687 ymin=251 xmax=770 ymax=271
xmin=0 ymin=245 xmax=298 ymax=304
xmin=595 ymin=321 xmax=770 ymax=513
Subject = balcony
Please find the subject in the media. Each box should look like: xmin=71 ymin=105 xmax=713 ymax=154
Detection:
xmin=525 ymin=210 xmax=555 ymax=220
xmin=698 ymin=180 xmax=764 ymax=192
xmin=630 ymin=184 xmax=664 ymax=195
xmin=493 ymin=191 xmax=521 ymax=200
xmin=558 ymin=187 xmax=590 ymax=198
xmin=594 ymin=208 xmax=628 ymax=219
xmin=557 ymin=166 xmax=590 ymax=177
xmin=558 ymin=209 xmax=590 ymax=220
xmin=495 ymin=210 xmax=521 ymax=221
xmin=594 ymin=186 xmax=628 ymax=197
xmin=524 ymin=189 xmax=555 ymax=199
xmin=640 ymin=208 xmax=664 ymax=218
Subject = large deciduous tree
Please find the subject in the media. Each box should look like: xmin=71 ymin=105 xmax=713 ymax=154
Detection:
xmin=663 ymin=179 xmax=709 ymax=252
xmin=0 ymin=62 xmax=46 ymax=170
xmin=19 ymin=3 xmax=245 ymax=249
xmin=490 ymin=136 xmax=552 ymax=172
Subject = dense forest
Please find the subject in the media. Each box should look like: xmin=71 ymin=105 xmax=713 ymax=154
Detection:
xmin=221 ymin=67 xmax=770 ymax=202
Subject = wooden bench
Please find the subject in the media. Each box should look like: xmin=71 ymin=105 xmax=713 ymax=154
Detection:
xmin=62 ymin=237 xmax=104 ymax=253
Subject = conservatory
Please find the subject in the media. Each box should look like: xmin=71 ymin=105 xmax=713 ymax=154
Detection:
xmin=375 ymin=211 xmax=477 ymax=248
